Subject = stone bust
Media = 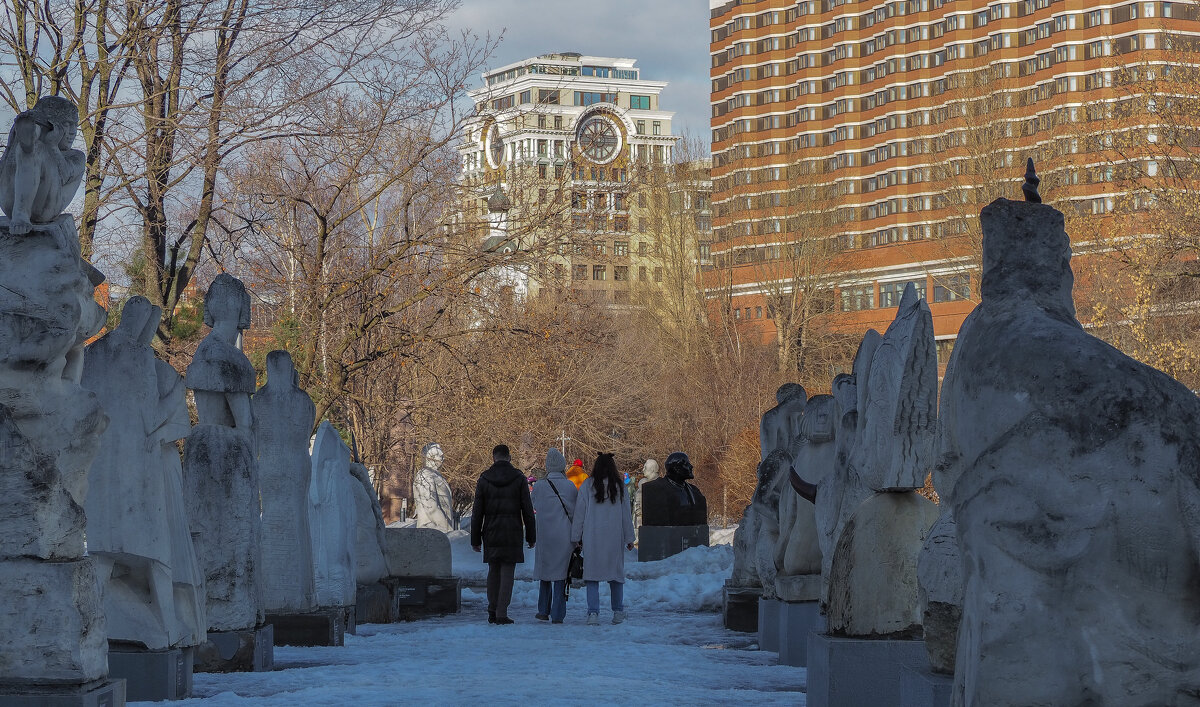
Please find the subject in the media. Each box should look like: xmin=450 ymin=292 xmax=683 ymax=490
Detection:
xmin=185 ymin=273 xmax=255 ymax=432
xmin=640 ymin=451 xmax=708 ymax=526
xmin=0 ymin=96 xmax=86 ymax=234
xmin=412 ymin=442 xmax=453 ymax=531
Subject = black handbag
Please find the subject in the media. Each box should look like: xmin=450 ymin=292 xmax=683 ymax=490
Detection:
xmin=567 ymin=545 xmax=584 ymax=580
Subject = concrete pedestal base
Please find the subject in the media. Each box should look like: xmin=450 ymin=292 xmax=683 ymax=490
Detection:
xmin=777 ymin=601 xmax=822 ymax=667
xmin=722 ymin=583 xmax=760 ymax=633
xmin=637 ymin=525 xmax=709 ymax=562
xmin=356 ymin=580 xmax=400 ymax=624
xmin=394 ymin=576 xmax=462 ymax=621
xmin=806 ymin=633 xmax=928 ymax=707
xmin=758 ymin=597 xmax=781 ymax=652
xmin=899 ymin=665 xmax=954 ymax=707
xmin=0 ymin=679 xmax=126 ymax=706
xmin=107 ymin=645 xmax=192 ymax=701
xmin=265 ymin=607 xmax=345 ymax=647
xmin=194 ymin=624 xmax=274 ymax=673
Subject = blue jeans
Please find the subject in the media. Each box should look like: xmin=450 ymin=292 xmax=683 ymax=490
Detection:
xmin=537 ymin=580 xmax=567 ymax=622
xmin=585 ymin=580 xmax=624 ymax=614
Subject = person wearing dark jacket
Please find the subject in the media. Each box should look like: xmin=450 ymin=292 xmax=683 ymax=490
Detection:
xmin=471 ymin=444 xmax=536 ymax=624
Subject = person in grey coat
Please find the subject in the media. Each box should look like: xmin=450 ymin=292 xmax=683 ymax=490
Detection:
xmin=570 ymin=453 xmax=636 ymax=625
xmin=531 ymin=447 xmax=578 ymax=623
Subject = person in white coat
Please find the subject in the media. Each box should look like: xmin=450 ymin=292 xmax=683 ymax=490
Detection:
xmin=531 ymin=448 xmax=578 ymax=623
xmin=570 ymin=453 xmax=636 ymax=625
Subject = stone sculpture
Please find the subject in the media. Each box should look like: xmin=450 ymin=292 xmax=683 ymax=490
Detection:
xmin=84 ymin=296 xmax=204 ymax=650
xmin=633 ymin=459 xmax=659 ymax=528
xmin=0 ymin=97 xmax=117 ymax=699
xmin=412 ymin=442 xmax=454 ymax=531
xmin=252 ymin=350 xmax=318 ymax=614
xmin=641 ymin=452 xmax=707 ymax=526
xmin=183 ymin=273 xmax=263 ymax=633
xmin=760 ymin=383 xmax=806 ymax=461
xmin=349 ymin=460 xmax=389 ymax=585
xmin=940 ymin=173 xmax=1200 ymax=706
xmin=309 ymin=420 xmax=357 ymax=608
xmin=823 ymin=284 xmax=939 ymax=637
xmin=774 ymin=394 xmax=837 ymax=601
xmin=751 ymin=450 xmax=789 ymax=600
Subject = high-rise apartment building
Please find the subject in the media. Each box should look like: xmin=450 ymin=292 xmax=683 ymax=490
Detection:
xmin=708 ymin=0 xmax=1194 ymax=356
xmin=458 ymin=54 xmax=707 ymax=306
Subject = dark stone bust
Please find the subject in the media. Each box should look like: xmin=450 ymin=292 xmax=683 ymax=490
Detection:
xmin=641 ymin=452 xmax=708 ymax=526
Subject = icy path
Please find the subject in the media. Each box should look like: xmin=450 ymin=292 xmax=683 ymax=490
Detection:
xmin=159 ymin=537 xmax=806 ymax=706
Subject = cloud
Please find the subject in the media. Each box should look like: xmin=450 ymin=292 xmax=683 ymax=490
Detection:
xmin=447 ymin=0 xmax=710 ymax=147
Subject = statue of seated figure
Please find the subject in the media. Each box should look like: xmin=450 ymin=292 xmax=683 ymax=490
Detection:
xmin=0 ymin=96 xmax=86 ymax=235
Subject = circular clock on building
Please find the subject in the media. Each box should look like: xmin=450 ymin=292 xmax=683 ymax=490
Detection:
xmin=487 ymin=124 xmax=504 ymax=169
xmin=577 ymin=114 xmax=621 ymax=164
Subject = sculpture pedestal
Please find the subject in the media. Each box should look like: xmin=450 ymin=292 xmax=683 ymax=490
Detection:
xmin=722 ymin=582 xmax=760 ymax=632
xmin=343 ymin=604 xmax=357 ymax=635
xmin=777 ymin=600 xmax=823 ymax=667
xmin=394 ymin=576 xmax=462 ymax=621
xmin=806 ymin=633 xmax=928 ymax=707
xmin=107 ymin=645 xmax=192 ymax=701
xmin=757 ymin=597 xmax=781 ymax=652
xmin=194 ymin=624 xmax=273 ymax=673
xmin=899 ymin=665 xmax=953 ymax=707
xmin=356 ymin=580 xmax=401 ymax=624
xmin=636 ymin=525 xmax=709 ymax=562
xmin=265 ymin=607 xmax=345 ymax=647
xmin=0 ymin=679 xmax=126 ymax=707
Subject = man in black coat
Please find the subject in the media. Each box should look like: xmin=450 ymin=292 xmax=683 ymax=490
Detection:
xmin=471 ymin=444 xmax=535 ymax=624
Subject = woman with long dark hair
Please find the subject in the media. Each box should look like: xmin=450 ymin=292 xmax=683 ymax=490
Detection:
xmin=569 ymin=453 xmax=636 ymax=625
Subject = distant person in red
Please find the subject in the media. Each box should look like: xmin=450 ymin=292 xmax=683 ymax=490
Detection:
xmin=470 ymin=444 xmax=535 ymax=625
xmin=566 ymin=458 xmax=588 ymax=489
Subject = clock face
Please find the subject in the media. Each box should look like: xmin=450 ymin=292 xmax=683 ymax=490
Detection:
xmin=577 ymin=115 xmax=620 ymax=164
xmin=488 ymin=124 xmax=504 ymax=168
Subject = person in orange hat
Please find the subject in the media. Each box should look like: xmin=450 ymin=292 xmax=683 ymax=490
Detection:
xmin=566 ymin=458 xmax=588 ymax=489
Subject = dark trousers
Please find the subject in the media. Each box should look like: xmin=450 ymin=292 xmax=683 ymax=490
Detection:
xmin=486 ymin=561 xmax=516 ymax=619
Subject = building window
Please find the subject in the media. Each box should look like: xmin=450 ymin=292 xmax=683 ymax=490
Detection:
xmin=638 ymin=265 xmax=648 ymax=281
xmin=879 ymin=280 xmax=926 ymax=307
xmin=538 ymin=164 xmax=547 ymax=178
xmin=491 ymin=95 xmax=514 ymax=110
xmin=520 ymin=90 xmax=531 ymax=104
xmin=614 ymin=240 xmax=629 ymax=256
xmin=573 ymin=265 xmax=587 ymax=280
xmin=638 ymin=218 xmax=648 ymax=234
xmin=538 ymin=114 xmax=547 ymax=128
xmin=575 ymin=91 xmax=617 ymax=106
xmin=638 ymin=241 xmax=649 ymax=255
xmin=613 ymin=193 xmax=626 ymax=210
xmin=554 ymin=115 xmax=563 ymax=129
xmin=699 ymin=242 xmax=711 ymax=260
xmin=652 ymin=121 xmax=661 ymax=135
xmin=755 ymin=306 xmax=763 ymax=318
xmin=614 ymin=265 xmax=629 ymax=281
xmin=593 ymin=265 xmax=607 ymax=281
xmin=654 ymin=267 xmax=663 ymax=282
xmin=538 ymin=89 xmax=559 ymax=104
xmin=636 ymin=120 xmax=646 ymax=134
xmin=841 ymin=285 xmax=875 ymax=311
xmin=936 ymin=338 xmax=955 ymax=361
xmin=614 ymin=216 xmax=628 ymax=231
xmin=593 ymin=242 xmax=607 ymax=255
xmin=933 ymin=273 xmax=970 ymax=302
xmin=734 ymin=308 xmax=741 ymax=319
xmin=630 ymin=95 xmax=651 ymax=110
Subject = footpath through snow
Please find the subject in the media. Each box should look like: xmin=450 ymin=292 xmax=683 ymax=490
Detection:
xmin=161 ymin=532 xmax=806 ymax=706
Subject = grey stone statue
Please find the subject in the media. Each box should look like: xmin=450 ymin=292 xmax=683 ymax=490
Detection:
xmin=0 ymin=95 xmax=85 ymax=236
xmin=252 ymin=350 xmax=317 ymax=614
xmin=183 ymin=273 xmax=263 ymax=632
xmin=941 ymin=184 xmax=1200 ymax=706
xmin=413 ymin=442 xmax=454 ymax=531
xmin=83 ymin=296 xmax=204 ymax=650
xmin=760 ymin=383 xmax=806 ymax=461
xmin=774 ymin=394 xmax=837 ymax=601
xmin=633 ymin=459 xmax=659 ymax=528
xmin=348 ymin=461 xmax=389 ymax=585
xmin=0 ymin=97 xmax=111 ymax=688
xmin=309 ymin=420 xmax=357 ymax=607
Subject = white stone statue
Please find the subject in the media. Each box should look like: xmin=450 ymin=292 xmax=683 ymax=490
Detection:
xmin=774 ymin=394 xmax=837 ymax=601
xmin=183 ymin=273 xmax=263 ymax=632
xmin=309 ymin=420 xmax=357 ymax=607
xmin=633 ymin=458 xmax=659 ymax=528
xmin=0 ymin=97 xmax=111 ymax=687
xmin=941 ymin=183 xmax=1200 ymax=705
xmin=252 ymin=350 xmax=317 ymax=614
xmin=824 ymin=285 xmax=939 ymax=637
xmin=153 ymin=357 xmax=206 ymax=647
xmin=412 ymin=442 xmax=454 ymax=531
xmin=349 ymin=461 xmax=389 ymax=585
xmin=83 ymin=296 xmax=199 ymax=650
xmin=753 ymin=450 xmax=790 ymax=600
xmin=0 ymin=95 xmax=85 ymax=236
xmin=760 ymin=383 xmax=806 ymax=461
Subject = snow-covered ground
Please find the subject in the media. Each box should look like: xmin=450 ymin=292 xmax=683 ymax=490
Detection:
xmin=162 ymin=537 xmax=805 ymax=706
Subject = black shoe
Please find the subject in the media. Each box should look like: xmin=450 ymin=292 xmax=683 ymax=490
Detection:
xmin=535 ymin=613 xmax=550 ymax=621
xmin=495 ymin=617 xmax=515 ymax=625
xmin=488 ymin=610 xmax=496 ymax=624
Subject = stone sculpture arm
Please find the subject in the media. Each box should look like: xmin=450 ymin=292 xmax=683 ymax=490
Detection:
xmin=227 ymin=392 xmax=252 ymax=433
xmin=790 ymin=466 xmax=818 ymax=504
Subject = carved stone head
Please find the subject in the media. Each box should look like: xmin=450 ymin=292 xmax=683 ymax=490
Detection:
xmin=265 ymin=350 xmax=296 ymax=389
xmin=203 ymin=273 xmax=251 ymax=330
xmin=421 ymin=442 xmax=444 ymax=472
xmin=664 ymin=451 xmax=693 ymax=482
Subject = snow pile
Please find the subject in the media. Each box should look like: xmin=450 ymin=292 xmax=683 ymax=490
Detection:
xmin=710 ymin=525 xmax=737 ymax=546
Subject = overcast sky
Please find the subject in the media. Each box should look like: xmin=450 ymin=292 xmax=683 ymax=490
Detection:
xmin=448 ymin=0 xmax=711 ymax=147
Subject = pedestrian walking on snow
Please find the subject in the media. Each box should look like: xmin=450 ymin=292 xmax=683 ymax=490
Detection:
xmin=471 ymin=444 xmax=535 ymax=625
xmin=531 ymin=447 xmax=578 ymax=623
xmin=570 ymin=453 xmax=636 ymax=625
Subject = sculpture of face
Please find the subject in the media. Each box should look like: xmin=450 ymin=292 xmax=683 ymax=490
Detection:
xmin=665 ymin=451 xmax=693 ymax=482
xmin=422 ymin=443 xmax=444 ymax=472
xmin=643 ymin=459 xmax=660 ymax=481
